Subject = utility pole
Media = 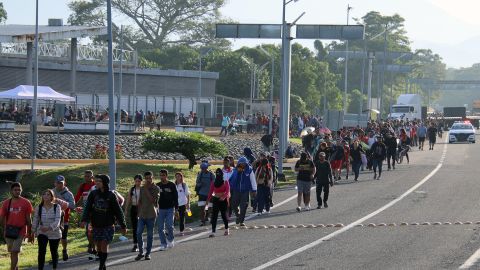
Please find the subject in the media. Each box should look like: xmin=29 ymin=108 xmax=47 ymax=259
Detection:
xmin=343 ymin=4 xmax=352 ymax=114
xmin=106 ymin=0 xmax=117 ymax=189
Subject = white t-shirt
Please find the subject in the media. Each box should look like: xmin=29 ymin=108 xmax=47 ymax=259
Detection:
xmin=176 ymin=183 xmax=190 ymax=207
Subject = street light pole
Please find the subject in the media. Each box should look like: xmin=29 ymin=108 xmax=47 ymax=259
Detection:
xmin=367 ymin=52 xmax=374 ymax=120
xmin=259 ymin=46 xmax=275 ymax=135
xmin=117 ymin=25 xmax=123 ymax=131
xmin=106 ymin=0 xmax=117 ymax=190
xmin=198 ymin=48 xmax=212 ymax=125
xmin=343 ymin=4 xmax=352 ymax=114
xmin=31 ymin=0 xmax=39 ymax=172
xmin=380 ymin=23 xmax=388 ymax=119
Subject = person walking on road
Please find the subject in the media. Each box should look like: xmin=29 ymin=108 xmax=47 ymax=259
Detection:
xmin=195 ymin=163 xmax=214 ymax=226
xmin=349 ymin=140 xmax=365 ymax=181
xmin=156 ymin=170 xmax=178 ymax=251
xmin=417 ymin=123 xmax=427 ymax=151
xmin=330 ymin=140 xmax=344 ymax=181
xmin=125 ymin=174 xmax=142 ymax=253
xmin=75 ymin=170 xmax=97 ymax=260
xmin=314 ymin=152 xmax=334 ymax=208
xmin=32 ymin=189 xmax=62 ymax=270
xmin=229 ymin=157 xmax=257 ymax=226
xmin=0 ymin=183 xmax=34 ymax=270
xmin=384 ymin=132 xmax=398 ymax=170
xmin=52 ymin=175 xmax=75 ymax=261
xmin=255 ymin=158 xmax=273 ymax=214
xmin=81 ymin=174 xmax=127 ymax=270
xmin=294 ymin=152 xmax=316 ymax=211
xmin=427 ymin=123 xmax=438 ymax=150
xmin=370 ymin=136 xmax=387 ymax=180
xmin=175 ymin=172 xmax=190 ymax=236
xmin=207 ymin=168 xmax=231 ymax=237
xmin=135 ymin=172 xmax=160 ymax=261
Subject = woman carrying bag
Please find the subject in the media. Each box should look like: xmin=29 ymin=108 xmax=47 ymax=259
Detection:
xmin=32 ymin=189 xmax=62 ymax=270
xmin=207 ymin=168 xmax=231 ymax=237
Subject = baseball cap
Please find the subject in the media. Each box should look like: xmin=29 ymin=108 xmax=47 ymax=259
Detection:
xmin=56 ymin=175 xmax=65 ymax=183
xmin=200 ymin=162 xmax=210 ymax=169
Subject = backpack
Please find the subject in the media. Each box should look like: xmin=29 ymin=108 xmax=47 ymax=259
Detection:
xmin=38 ymin=203 xmax=64 ymax=232
xmin=374 ymin=144 xmax=384 ymax=157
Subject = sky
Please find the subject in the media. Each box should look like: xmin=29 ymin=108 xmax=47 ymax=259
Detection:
xmin=3 ymin=0 xmax=480 ymax=68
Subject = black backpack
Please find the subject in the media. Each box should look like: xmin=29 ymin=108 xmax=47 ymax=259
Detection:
xmin=38 ymin=203 xmax=64 ymax=232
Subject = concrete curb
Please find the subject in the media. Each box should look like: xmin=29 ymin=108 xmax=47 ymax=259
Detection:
xmin=0 ymin=158 xmax=299 ymax=165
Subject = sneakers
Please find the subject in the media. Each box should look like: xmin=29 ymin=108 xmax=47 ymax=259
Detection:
xmin=131 ymin=245 xmax=138 ymax=253
xmin=179 ymin=232 xmax=185 ymax=236
xmin=324 ymin=202 xmax=329 ymax=208
xmin=240 ymin=223 xmax=246 ymax=227
xmin=134 ymin=254 xmax=144 ymax=261
xmin=264 ymin=210 xmax=270 ymax=214
xmin=377 ymin=174 xmax=381 ymax=180
xmin=224 ymin=229 xmax=230 ymax=236
xmin=209 ymin=232 xmax=215 ymax=238
xmin=145 ymin=254 xmax=151 ymax=260
xmin=88 ymin=249 xmax=97 ymax=261
xmin=166 ymin=240 xmax=175 ymax=249
xmin=305 ymin=205 xmax=311 ymax=211
xmin=159 ymin=246 xmax=167 ymax=251
xmin=296 ymin=206 xmax=301 ymax=212
xmin=62 ymin=249 xmax=69 ymax=261
xmin=317 ymin=205 xmax=322 ymax=209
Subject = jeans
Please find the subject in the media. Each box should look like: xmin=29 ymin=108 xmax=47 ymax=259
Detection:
xmin=37 ymin=234 xmax=60 ymax=270
xmin=130 ymin=205 xmax=138 ymax=244
xmin=256 ymin=185 xmax=271 ymax=213
xmin=220 ymin=126 xmax=228 ymax=136
xmin=230 ymin=191 xmax=250 ymax=224
xmin=316 ymin=182 xmax=330 ymax=206
xmin=178 ymin=205 xmax=186 ymax=232
xmin=211 ymin=197 xmax=229 ymax=233
xmin=386 ymin=149 xmax=396 ymax=169
xmin=372 ymin=159 xmax=383 ymax=174
xmin=137 ymin=217 xmax=155 ymax=255
xmin=157 ymin=208 xmax=174 ymax=246
xmin=351 ymin=160 xmax=362 ymax=180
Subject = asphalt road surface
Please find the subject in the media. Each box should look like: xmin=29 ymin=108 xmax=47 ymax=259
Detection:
xmin=56 ymin=133 xmax=480 ymax=270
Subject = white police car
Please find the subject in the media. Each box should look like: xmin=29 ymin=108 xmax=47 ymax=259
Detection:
xmin=448 ymin=121 xmax=476 ymax=143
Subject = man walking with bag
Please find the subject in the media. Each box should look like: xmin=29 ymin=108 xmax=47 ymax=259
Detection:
xmin=0 ymin=183 xmax=34 ymax=270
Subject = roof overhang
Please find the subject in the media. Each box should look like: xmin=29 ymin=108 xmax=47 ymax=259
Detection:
xmin=0 ymin=25 xmax=107 ymax=43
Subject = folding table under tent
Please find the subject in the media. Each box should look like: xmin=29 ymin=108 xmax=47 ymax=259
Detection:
xmin=0 ymin=85 xmax=75 ymax=102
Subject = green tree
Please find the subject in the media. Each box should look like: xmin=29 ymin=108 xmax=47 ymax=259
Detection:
xmin=142 ymin=131 xmax=227 ymax=169
xmin=68 ymin=0 xmax=228 ymax=48
xmin=290 ymin=94 xmax=307 ymax=114
xmin=0 ymin=1 xmax=7 ymax=24
xmin=348 ymin=89 xmax=367 ymax=114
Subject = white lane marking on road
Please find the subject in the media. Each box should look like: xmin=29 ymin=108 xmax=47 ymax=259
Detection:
xmin=459 ymin=248 xmax=480 ymax=269
xmin=252 ymin=139 xmax=448 ymax=270
xmin=89 ymin=184 xmax=309 ymax=269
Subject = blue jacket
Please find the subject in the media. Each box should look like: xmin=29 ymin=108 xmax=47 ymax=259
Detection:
xmin=229 ymin=157 xmax=257 ymax=193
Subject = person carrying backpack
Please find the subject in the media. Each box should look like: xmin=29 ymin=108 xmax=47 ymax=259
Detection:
xmin=32 ymin=189 xmax=62 ymax=270
xmin=195 ymin=162 xmax=215 ymax=226
xmin=174 ymin=172 xmax=190 ymax=236
xmin=52 ymin=175 xmax=75 ymax=261
xmin=81 ymin=174 xmax=127 ymax=270
xmin=255 ymin=159 xmax=273 ymax=214
xmin=370 ymin=136 xmax=387 ymax=180
xmin=125 ymin=175 xmax=143 ymax=253
xmin=0 ymin=183 xmax=34 ymax=270
xmin=207 ymin=169 xmax=231 ymax=237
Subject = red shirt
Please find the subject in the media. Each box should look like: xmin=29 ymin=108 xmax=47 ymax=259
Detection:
xmin=75 ymin=181 xmax=95 ymax=204
xmin=0 ymin=197 xmax=33 ymax=237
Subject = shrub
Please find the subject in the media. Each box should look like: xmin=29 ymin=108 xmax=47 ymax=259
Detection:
xmin=142 ymin=131 xmax=227 ymax=169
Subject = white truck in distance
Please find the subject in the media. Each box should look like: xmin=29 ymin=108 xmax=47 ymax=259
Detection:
xmin=388 ymin=94 xmax=422 ymax=121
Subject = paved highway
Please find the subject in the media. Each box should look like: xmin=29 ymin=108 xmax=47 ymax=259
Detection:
xmin=59 ymin=133 xmax=480 ymax=270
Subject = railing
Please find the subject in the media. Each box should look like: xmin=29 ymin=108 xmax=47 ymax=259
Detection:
xmin=0 ymin=42 xmax=135 ymax=65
